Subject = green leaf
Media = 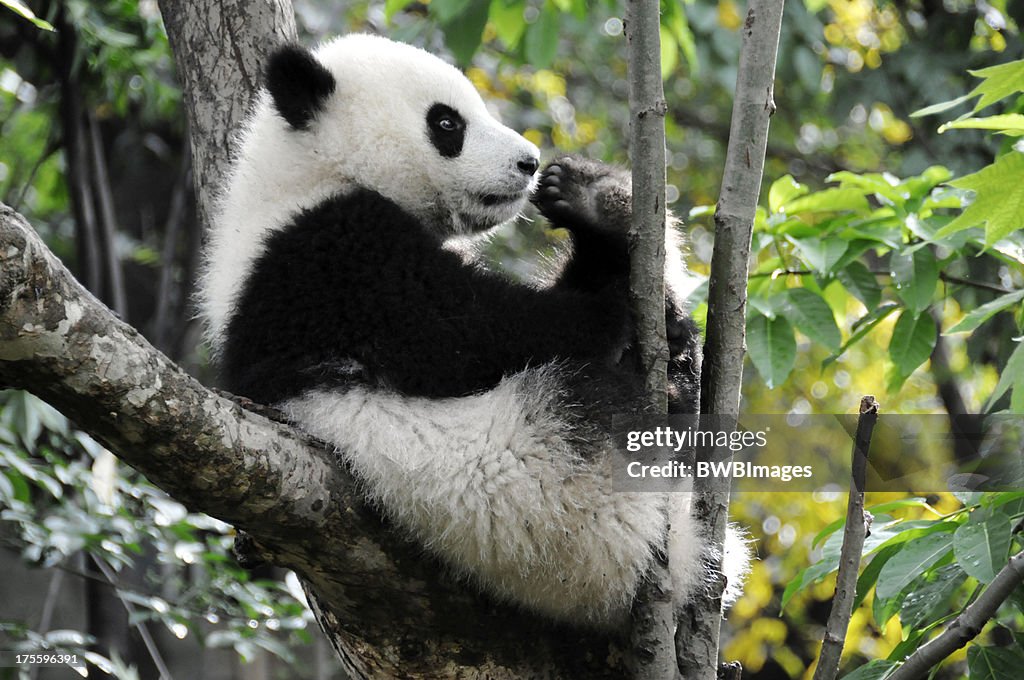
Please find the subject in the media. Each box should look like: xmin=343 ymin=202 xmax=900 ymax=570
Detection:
xmin=953 ymin=512 xmax=1012 ymax=583
xmin=433 ymin=0 xmax=474 ymax=23
xmin=825 ymin=303 xmax=899 ymax=367
xmin=384 ymin=0 xmax=418 ymax=20
xmin=489 ymin=0 xmax=527 ymax=48
xmin=440 ymin=0 xmax=491 ymax=66
xmin=887 ymin=311 xmax=937 ymax=391
xmin=854 ymin=544 xmax=902 ymax=611
xmin=746 ymin=314 xmax=796 ymax=388
xmin=967 ymin=60 xmax=1024 ymax=113
xmin=788 ymin=236 xmax=849 ymax=275
xmin=524 ymin=4 xmax=560 ymax=69
xmin=840 ymin=660 xmax=896 ymax=680
xmin=768 ymin=175 xmax=808 ymax=213
xmin=910 ymin=93 xmax=974 ymax=118
xmin=1 ymin=0 xmax=55 ymax=30
xmin=659 ymin=26 xmax=678 ymax=77
xmin=837 ymin=262 xmax=882 ymax=310
xmin=967 ymin=645 xmax=1024 ymax=680
xmin=986 ymin=340 xmax=1024 ymax=413
xmin=939 ymin=114 xmax=1024 ymax=136
xmin=875 ymin=531 xmax=953 ymax=599
xmin=785 ymin=288 xmax=841 ymax=351
xmin=899 ymin=564 xmax=967 ymax=632
xmin=947 ymin=288 xmax=1024 ymax=334
xmin=891 ymin=248 xmax=938 ymax=313
xmin=827 ymin=171 xmax=904 ymax=207
xmin=938 ymin=152 xmax=1024 ymax=247
xmin=783 ymin=188 xmax=871 ymax=215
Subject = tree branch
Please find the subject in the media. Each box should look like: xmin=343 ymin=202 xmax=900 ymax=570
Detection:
xmin=812 ymin=396 xmax=878 ymax=680
xmin=0 ymin=202 xmax=635 ymax=678
xmin=625 ymin=0 xmax=676 ymax=676
xmin=887 ymin=548 xmax=1024 ymax=680
xmin=678 ymin=2 xmax=785 ymax=678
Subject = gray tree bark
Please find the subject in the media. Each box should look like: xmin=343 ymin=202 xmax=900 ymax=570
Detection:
xmin=623 ymin=1 xmax=676 ymax=678
xmin=677 ymin=2 xmax=785 ymax=678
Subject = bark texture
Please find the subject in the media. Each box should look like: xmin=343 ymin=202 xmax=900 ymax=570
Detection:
xmin=157 ymin=0 xmax=297 ymax=233
xmin=812 ymin=396 xmax=878 ymax=680
xmin=624 ymin=1 xmax=676 ymax=677
xmin=0 ymin=203 xmax=634 ymax=678
xmin=678 ymin=1 xmax=785 ymax=678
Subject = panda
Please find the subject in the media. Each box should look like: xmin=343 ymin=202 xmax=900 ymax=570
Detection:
xmin=198 ymin=33 xmax=749 ymax=630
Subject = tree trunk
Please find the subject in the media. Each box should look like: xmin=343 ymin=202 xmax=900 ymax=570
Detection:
xmin=157 ymin=0 xmax=297 ymax=234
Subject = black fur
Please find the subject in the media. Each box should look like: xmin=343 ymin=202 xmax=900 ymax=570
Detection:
xmin=224 ymin=157 xmax=701 ymax=419
xmin=426 ymin=103 xmax=466 ymax=158
xmin=266 ymin=45 xmax=337 ymax=130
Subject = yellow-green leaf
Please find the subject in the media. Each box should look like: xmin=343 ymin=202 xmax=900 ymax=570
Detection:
xmin=937 ymin=152 xmax=1024 ymax=247
xmin=967 ymin=60 xmax=1024 ymax=113
xmin=938 ymin=114 xmax=1024 ymax=136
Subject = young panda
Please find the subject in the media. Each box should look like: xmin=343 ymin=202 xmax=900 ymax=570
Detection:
xmin=199 ymin=33 xmax=749 ymax=629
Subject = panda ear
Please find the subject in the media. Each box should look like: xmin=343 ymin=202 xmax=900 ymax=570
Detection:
xmin=265 ymin=44 xmax=337 ymax=130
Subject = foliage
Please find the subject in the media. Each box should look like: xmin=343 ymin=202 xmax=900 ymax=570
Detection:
xmin=0 ymin=391 xmax=317 ymax=677
xmin=685 ymin=59 xmax=1024 ymax=406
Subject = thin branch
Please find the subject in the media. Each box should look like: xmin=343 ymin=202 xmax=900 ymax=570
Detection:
xmin=87 ymin=111 xmax=128 ymax=318
xmin=625 ymin=0 xmax=676 ymax=676
xmin=92 ymin=558 xmax=175 ymax=680
xmin=678 ymin=2 xmax=785 ymax=679
xmin=812 ymin=395 xmax=878 ymax=680
xmin=887 ymin=548 xmax=1024 ymax=680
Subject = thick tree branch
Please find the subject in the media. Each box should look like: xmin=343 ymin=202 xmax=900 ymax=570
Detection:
xmin=0 ymin=202 xmax=634 ymax=678
xmin=887 ymin=548 xmax=1024 ymax=680
xmin=678 ymin=2 xmax=785 ymax=679
xmin=812 ymin=396 xmax=878 ymax=680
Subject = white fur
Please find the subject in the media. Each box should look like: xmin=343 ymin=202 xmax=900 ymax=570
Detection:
xmin=200 ymin=34 xmax=539 ymax=352
xmin=203 ymin=33 xmax=749 ymax=628
xmin=282 ymin=370 xmax=745 ymax=627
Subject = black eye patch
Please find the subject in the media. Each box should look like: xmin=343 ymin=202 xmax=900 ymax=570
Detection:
xmin=426 ymin=103 xmax=466 ymax=158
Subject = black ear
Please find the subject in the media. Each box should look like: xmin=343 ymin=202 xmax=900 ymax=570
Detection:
xmin=265 ymin=44 xmax=336 ymax=130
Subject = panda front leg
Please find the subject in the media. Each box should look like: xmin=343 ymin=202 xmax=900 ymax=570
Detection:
xmin=533 ymin=156 xmax=699 ymax=409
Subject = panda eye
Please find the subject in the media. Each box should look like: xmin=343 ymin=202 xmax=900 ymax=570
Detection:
xmin=427 ymin=103 xmax=467 ymax=158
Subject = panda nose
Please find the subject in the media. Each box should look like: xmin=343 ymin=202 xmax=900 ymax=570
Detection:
xmin=517 ymin=156 xmax=539 ymax=176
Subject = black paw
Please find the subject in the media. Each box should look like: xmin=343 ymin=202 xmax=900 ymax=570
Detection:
xmin=531 ymin=157 xmax=632 ymax=235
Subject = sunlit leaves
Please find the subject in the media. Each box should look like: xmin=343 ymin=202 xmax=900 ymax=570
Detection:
xmin=938 ymin=114 xmax=1024 ymax=137
xmin=938 ymin=152 xmax=1024 ymax=247
xmin=947 ymin=289 xmax=1024 ymax=334
xmin=1 ymin=0 xmax=54 ymax=30
xmin=887 ymin=311 xmax=937 ymax=392
xmin=966 ymin=60 xmax=1024 ymax=113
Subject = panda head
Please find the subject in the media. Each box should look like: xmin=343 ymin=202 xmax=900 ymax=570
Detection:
xmin=264 ymin=34 xmax=540 ymax=236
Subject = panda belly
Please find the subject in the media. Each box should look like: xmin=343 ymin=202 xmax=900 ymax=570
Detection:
xmin=280 ymin=367 xmax=700 ymax=627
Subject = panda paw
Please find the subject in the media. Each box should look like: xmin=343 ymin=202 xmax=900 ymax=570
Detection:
xmin=532 ymin=157 xmax=632 ymax=235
